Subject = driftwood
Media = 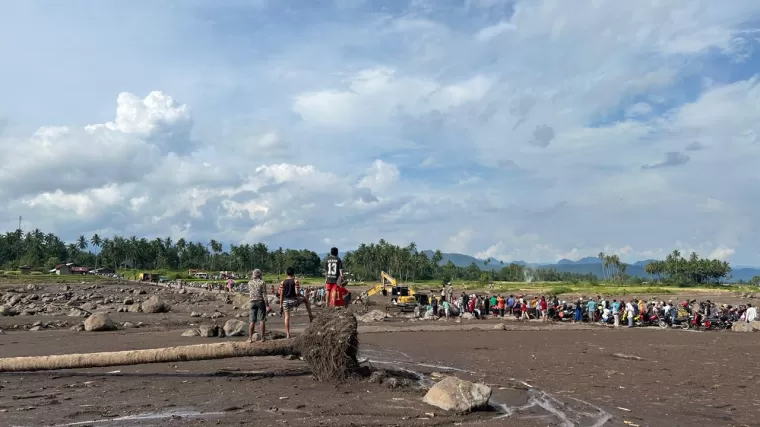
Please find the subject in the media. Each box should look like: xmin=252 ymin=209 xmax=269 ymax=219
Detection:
xmin=0 ymin=308 xmax=359 ymax=382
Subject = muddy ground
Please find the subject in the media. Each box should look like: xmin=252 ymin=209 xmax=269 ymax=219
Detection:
xmin=1 ymin=280 xmax=759 ymax=426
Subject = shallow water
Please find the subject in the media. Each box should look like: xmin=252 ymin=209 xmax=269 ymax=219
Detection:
xmin=12 ymin=408 xmax=224 ymax=427
xmin=359 ymin=346 xmax=613 ymax=427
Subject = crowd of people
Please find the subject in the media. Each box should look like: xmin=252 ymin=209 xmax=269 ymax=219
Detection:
xmin=423 ymin=291 xmax=758 ymax=329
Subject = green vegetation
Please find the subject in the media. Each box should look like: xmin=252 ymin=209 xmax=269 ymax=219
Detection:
xmin=639 ymin=250 xmax=731 ymax=285
xmin=0 ymin=228 xmax=749 ymax=288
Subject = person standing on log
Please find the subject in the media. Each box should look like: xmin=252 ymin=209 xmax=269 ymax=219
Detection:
xmin=279 ymin=267 xmax=314 ymax=338
xmin=324 ymin=247 xmax=344 ymax=307
xmin=247 ymin=269 xmax=270 ymax=343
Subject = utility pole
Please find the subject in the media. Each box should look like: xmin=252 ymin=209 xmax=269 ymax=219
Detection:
xmin=18 ymin=215 xmax=22 ymax=231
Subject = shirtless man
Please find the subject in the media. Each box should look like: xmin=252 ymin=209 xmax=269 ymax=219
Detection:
xmin=279 ymin=267 xmax=314 ymax=338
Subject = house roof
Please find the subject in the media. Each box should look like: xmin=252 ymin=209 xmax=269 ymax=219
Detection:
xmin=71 ymin=267 xmax=89 ymax=272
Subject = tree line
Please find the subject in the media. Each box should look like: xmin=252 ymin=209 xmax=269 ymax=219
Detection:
xmin=0 ymin=228 xmax=738 ymax=285
xmin=641 ymin=250 xmax=731 ymax=285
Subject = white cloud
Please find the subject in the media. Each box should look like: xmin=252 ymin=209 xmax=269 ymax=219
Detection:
xmin=2 ymin=1 xmax=760 ymax=265
xmin=709 ymin=247 xmax=736 ymax=261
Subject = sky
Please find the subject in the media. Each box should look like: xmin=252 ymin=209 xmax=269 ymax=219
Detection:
xmin=1 ymin=0 xmax=759 ymax=265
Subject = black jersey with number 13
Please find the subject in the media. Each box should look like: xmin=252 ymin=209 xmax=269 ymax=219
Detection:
xmin=325 ymin=255 xmax=342 ymax=284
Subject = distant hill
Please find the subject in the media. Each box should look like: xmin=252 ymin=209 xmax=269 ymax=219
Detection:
xmin=330 ymin=249 xmax=760 ymax=283
xmin=418 ymin=251 xmax=760 ymax=283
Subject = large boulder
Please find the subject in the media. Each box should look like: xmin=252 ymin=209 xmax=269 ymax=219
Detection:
xmin=732 ymin=322 xmax=754 ymax=333
xmin=751 ymin=321 xmax=760 ymax=332
xmin=84 ymin=313 xmax=117 ymax=332
xmin=223 ymin=319 xmax=247 ymax=337
xmin=423 ymin=376 xmax=492 ymax=413
xmin=231 ymin=293 xmax=250 ymax=309
xmin=141 ymin=295 xmax=170 ymax=313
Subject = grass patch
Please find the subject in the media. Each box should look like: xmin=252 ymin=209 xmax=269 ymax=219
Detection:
xmin=549 ymin=286 xmax=574 ymax=295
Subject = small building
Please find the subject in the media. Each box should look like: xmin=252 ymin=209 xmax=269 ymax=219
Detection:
xmin=50 ymin=262 xmax=89 ymax=275
xmin=70 ymin=266 xmax=89 ymax=275
xmin=51 ymin=264 xmax=71 ymax=275
xmin=19 ymin=265 xmax=31 ymax=275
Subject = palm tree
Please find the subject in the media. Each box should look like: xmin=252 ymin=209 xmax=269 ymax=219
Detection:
xmin=90 ymin=234 xmax=102 ymax=268
xmin=77 ymin=235 xmax=88 ymax=251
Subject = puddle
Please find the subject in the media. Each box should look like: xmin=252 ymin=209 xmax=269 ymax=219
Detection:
xmin=13 ymin=408 xmax=225 ymax=427
xmin=360 ymin=348 xmax=612 ymax=427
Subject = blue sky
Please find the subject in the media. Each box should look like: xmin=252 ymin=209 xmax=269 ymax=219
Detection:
xmin=1 ymin=0 xmax=759 ymax=265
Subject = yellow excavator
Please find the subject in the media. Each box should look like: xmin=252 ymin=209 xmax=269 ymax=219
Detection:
xmin=356 ymin=271 xmax=429 ymax=313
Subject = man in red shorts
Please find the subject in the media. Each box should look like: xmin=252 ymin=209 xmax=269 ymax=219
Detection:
xmin=324 ymin=247 xmax=343 ymax=307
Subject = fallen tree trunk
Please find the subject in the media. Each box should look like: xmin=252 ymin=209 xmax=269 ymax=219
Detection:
xmin=0 ymin=308 xmax=360 ymax=382
xmin=0 ymin=340 xmax=298 ymax=372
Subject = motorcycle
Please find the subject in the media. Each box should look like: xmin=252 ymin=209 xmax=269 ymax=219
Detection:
xmin=659 ymin=307 xmax=691 ymax=330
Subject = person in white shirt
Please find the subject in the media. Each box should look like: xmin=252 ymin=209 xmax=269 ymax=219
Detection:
xmin=745 ymin=304 xmax=757 ymax=322
xmin=602 ymin=307 xmax=611 ymax=323
xmin=625 ymin=301 xmax=636 ymax=327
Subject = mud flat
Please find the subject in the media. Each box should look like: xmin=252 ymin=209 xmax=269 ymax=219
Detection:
xmin=1 ymin=280 xmax=758 ymax=426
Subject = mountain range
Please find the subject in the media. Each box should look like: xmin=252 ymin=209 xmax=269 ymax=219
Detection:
xmin=419 ymin=251 xmax=760 ymax=283
xmin=324 ymin=249 xmax=760 ymax=282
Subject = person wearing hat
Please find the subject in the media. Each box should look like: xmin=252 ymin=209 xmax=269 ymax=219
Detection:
xmin=247 ymin=269 xmax=271 ymax=343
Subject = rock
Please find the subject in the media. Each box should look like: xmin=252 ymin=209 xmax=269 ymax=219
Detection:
xmin=127 ymin=304 xmax=142 ymax=313
xmin=422 ymin=376 xmax=492 ymax=413
xmin=29 ymin=326 xmax=42 ymax=331
xmin=232 ymin=294 xmax=249 ymax=308
xmin=732 ymin=322 xmax=755 ymax=332
xmin=1 ymin=305 xmax=18 ymax=316
xmin=84 ymin=313 xmax=117 ymax=332
xmin=223 ymin=319 xmax=247 ymax=337
xmin=121 ymin=322 xmax=137 ymax=329
xmin=357 ymin=310 xmax=389 ymax=323
xmin=0 ymin=329 xmax=4 ymax=334
xmin=198 ymin=325 xmax=218 ymax=337
xmin=750 ymin=321 xmax=760 ymax=332
xmin=182 ymin=329 xmax=200 ymax=337
xmin=80 ymin=302 xmax=97 ymax=311
xmin=141 ymin=295 xmax=170 ymax=313
xmin=70 ymin=324 xmax=85 ymax=332
xmin=123 ymin=298 xmax=134 ymax=305
xmin=210 ymin=311 xmax=224 ymax=319
xmin=461 ymin=312 xmax=474 ymax=320
xmin=67 ymin=308 xmax=88 ymax=317
xmin=493 ymin=323 xmax=506 ymax=330
xmin=190 ymin=311 xmax=201 ymax=318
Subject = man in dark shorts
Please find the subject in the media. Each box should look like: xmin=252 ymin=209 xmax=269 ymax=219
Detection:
xmin=279 ymin=267 xmax=314 ymax=338
xmin=247 ymin=268 xmax=270 ymax=343
xmin=324 ymin=247 xmax=343 ymax=307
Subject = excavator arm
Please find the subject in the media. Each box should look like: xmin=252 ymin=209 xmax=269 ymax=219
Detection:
xmin=380 ymin=271 xmax=397 ymax=287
